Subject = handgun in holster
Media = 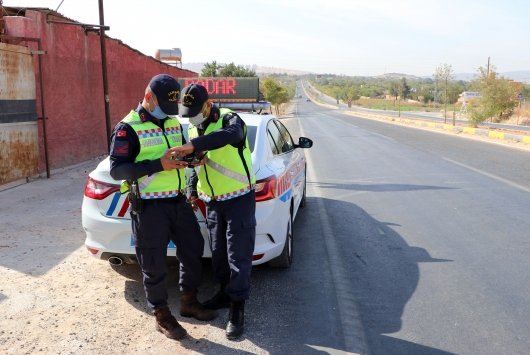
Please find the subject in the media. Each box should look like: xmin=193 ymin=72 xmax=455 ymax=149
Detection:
xmin=128 ymin=180 xmax=143 ymax=214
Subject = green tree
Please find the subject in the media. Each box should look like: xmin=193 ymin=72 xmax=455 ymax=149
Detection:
xmin=201 ymin=61 xmax=256 ymax=77
xmin=468 ymin=67 xmax=518 ymax=124
xmin=343 ymin=86 xmax=360 ymax=107
xmin=467 ymin=97 xmax=489 ymax=127
xmin=389 ymin=81 xmax=401 ymax=100
xmin=389 ymin=80 xmax=403 ymax=110
xmin=201 ymin=61 xmax=220 ymax=77
xmin=416 ymin=84 xmax=435 ymax=104
xmin=447 ymin=81 xmax=466 ymax=104
xmin=261 ymin=78 xmax=290 ymax=115
xmin=400 ymin=77 xmax=411 ymax=100
xmin=218 ymin=62 xmax=256 ymax=77
xmin=331 ymin=86 xmax=342 ymax=104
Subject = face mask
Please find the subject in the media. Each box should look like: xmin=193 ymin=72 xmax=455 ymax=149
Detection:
xmin=189 ymin=113 xmax=206 ymax=126
xmin=150 ymin=105 xmax=168 ymax=120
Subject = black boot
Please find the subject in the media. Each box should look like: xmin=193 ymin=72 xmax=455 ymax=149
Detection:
xmin=153 ymin=306 xmax=187 ymax=340
xmin=202 ymin=284 xmax=230 ymax=310
xmin=226 ymin=300 xmax=245 ymax=340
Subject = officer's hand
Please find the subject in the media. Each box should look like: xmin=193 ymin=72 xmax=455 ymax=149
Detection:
xmin=168 ymin=143 xmax=195 ymax=158
xmin=194 ymin=154 xmax=208 ymax=167
xmin=160 ymin=150 xmax=188 ymax=170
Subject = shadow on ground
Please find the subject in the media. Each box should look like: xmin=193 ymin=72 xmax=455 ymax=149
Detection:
xmin=108 ymin=194 xmax=455 ymax=354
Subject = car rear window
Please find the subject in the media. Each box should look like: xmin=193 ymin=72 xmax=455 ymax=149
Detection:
xmin=246 ymin=126 xmax=257 ymax=152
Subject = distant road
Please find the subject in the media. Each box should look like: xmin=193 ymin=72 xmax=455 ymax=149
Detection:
xmin=301 ymin=80 xmax=530 ymax=132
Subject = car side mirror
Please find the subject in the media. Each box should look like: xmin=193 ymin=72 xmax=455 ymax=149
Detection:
xmin=296 ymin=137 xmax=313 ymax=149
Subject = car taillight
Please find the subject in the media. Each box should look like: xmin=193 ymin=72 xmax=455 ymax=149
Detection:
xmin=84 ymin=177 xmax=120 ymax=200
xmin=86 ymin=246 xmax=99 ymax=255
xmin=252 ymin=253 xmax=264 ymax=261
xmin=255 ymin=175 xmax=276 ymax=202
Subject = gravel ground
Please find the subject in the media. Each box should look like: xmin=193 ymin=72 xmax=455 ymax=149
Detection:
xmin=0 ymin=158 xmax=270 ymax=355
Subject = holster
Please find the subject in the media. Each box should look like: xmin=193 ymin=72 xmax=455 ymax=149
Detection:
xmin=128 ymin=180 xmax=143 ymax=214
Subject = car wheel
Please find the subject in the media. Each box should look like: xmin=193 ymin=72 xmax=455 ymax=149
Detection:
xmin=300 ymin=167 xmax=307 ymax=208
xmin=269 ymin=207 xmax=293 ymax=268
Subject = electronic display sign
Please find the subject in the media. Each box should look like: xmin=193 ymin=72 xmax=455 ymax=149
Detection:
xmin=177 ymin=77 xmax=259 ymax=102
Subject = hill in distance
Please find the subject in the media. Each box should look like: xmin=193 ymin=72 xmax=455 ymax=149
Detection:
xmin=182 ymin=62 xmax=311 ymax=76
xmin=377 ymin=71 xmax=530 ymax=84
xmin=182 ymin=62 xmax=530 ymax=84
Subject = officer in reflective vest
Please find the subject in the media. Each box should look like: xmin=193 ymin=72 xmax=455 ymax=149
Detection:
xmin=169 ymin=84 xmax=256 ymax=340
xmin=109 ymin=74 xmax=216 ymax=341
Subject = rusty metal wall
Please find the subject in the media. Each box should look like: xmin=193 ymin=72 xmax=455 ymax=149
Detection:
xmin=0 ymin=42 xmax=38 ymax=184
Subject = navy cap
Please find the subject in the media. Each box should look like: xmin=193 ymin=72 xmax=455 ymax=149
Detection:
xmin=148 ymin=74 xmax=180 ymax=115
xmin=179 ymin=84 xmax=209 ymax=117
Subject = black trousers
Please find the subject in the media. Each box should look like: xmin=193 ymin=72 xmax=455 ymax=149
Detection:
xmin=131 ymin=195 xmax=204 ymax=310
xmin=206 ymin=191 xmax=256 ymax=301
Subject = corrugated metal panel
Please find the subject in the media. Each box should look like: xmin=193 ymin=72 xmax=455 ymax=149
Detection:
xmin=0 ymin=122 xmax=39 ymax=184
xmin=0 ymin=42 xmax=38 ymax=184
xmin=0 ymin=42 xmax=37 ymax=123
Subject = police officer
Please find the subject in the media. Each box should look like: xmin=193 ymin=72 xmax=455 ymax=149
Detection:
xmin=170 ymin=84 xmax=256 ymax=340
xmin=109 ymin=74 xmax=216 ymax=341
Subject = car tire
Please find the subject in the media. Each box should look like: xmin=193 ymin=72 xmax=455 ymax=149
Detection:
xmin=269 ymin=207 xmax=293 ymax=268
xmin=300 ymin=168 xmax=307 ymax=208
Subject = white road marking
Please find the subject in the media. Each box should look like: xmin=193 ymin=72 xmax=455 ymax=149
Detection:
xmin=442 ymin=157 xmax=530 ymax=194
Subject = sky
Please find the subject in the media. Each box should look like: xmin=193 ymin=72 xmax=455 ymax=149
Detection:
xmin=3 ymin=0 xmax=530 ymax=77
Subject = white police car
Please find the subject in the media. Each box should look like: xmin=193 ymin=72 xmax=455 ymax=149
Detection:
xmin=82 ymin=111 xmax=313 ymax=267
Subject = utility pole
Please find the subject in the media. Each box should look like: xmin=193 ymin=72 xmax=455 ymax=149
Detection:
xmin=98 ymin=0 xmax=112 ymax=151
xmin=0 ymin=0 xmax=4 ymax=36
xmin=487 ymin=56 xmax=491 ymax=77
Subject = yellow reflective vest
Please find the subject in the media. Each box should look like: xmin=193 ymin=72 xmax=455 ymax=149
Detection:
xmin=120 ymin=110 xmax=184 ymax=199
xmin=188 ymin=108 xmax=255 ymax=201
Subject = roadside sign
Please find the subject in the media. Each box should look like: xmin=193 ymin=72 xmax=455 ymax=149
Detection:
xmin=177 ymin=77 xmax=259 ymax=102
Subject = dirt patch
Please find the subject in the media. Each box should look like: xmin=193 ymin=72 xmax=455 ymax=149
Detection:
xmin=0 ymin=159 xmax=267 ymax=355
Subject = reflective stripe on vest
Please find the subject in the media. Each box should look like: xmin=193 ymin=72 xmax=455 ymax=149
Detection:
xmin=204 ymin=158 xmax=250 ymax=184
xmin=188 ymin=108 xmax=255 ymax=201
xmin=120 ymin=110 xmax=184 ymax=199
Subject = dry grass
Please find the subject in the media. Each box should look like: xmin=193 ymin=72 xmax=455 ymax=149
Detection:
xmin=504 ymin=102 xmax=530 ymax=126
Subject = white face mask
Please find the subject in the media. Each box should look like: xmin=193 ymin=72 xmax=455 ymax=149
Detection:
xmin=189 ymin=113 xmax=207 ymax=126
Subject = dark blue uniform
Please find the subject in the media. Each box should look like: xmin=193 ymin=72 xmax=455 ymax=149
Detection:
xmin=187 ymin=107 xmax=256 ymax=301
xmin=110 ymin=104 xmax=204 ymax=310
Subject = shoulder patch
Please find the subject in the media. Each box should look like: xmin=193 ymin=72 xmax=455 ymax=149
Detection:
xmin=112 ymin=140 xmax=129 ymax=156
xmin=116 ymin=130 xmax=127 ymax=138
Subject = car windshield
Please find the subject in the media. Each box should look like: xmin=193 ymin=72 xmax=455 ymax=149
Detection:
xmin=181 ymin=124 xmax=257 ymax=152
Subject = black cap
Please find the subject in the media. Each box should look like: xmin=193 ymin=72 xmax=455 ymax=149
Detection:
xmin=179 ymin=84 xmax=209 ymax=117
xmin=148 ymin=74 xmax=180 ymax=115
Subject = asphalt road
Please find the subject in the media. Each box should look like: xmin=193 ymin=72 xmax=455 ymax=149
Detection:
xmin=2 ymin=95 xmax=529 ymax=354
xmin=291 ymin=93 xmax=530 ymax=354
